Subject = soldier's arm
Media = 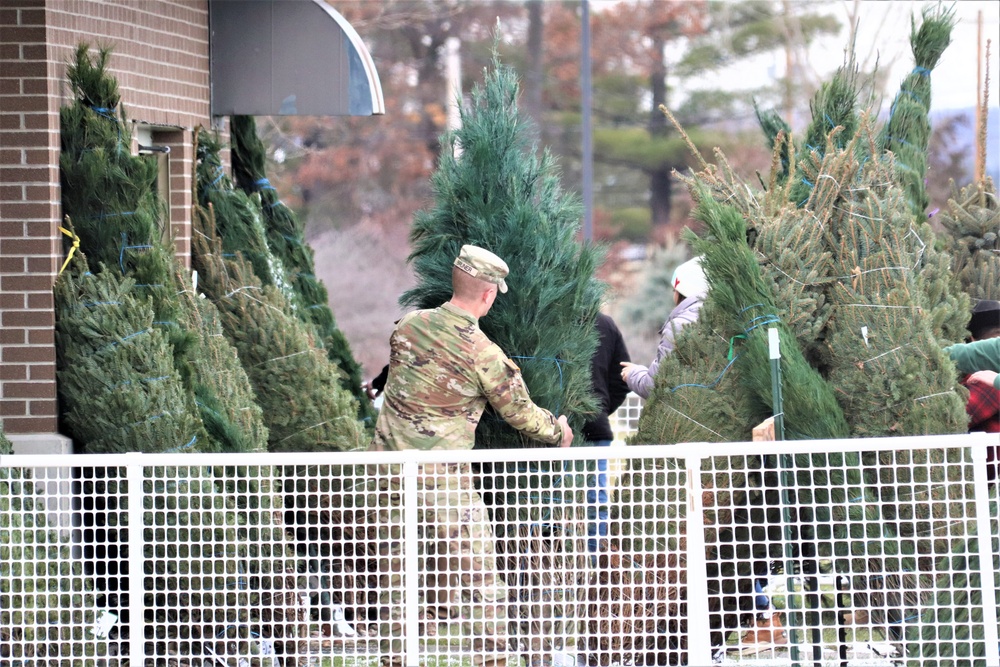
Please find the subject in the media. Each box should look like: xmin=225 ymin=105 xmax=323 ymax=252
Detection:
xmin=478 ymin=346 xmax=562 ymax=445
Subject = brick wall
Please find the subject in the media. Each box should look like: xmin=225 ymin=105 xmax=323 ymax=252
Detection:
xmin=0 ymin=0 xmax=211 ymax=437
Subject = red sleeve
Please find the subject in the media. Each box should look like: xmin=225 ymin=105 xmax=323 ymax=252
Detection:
xmin=962 ymin=377 xmax=1000 ymax=431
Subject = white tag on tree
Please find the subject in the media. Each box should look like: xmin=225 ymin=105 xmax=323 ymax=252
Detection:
xmin=90 ymin=610 xmax=118 ymax=639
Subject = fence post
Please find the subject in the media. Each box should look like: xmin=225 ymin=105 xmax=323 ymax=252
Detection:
xmin=403 ymin=459 xmax=420 ymax=666
xmin=970 ymin=437 xmax=1000 ymax=666
xmin=684 ymin=452 xmax=713 ymax=664
xmin=126 ymin=453 xmax=145 ymax=663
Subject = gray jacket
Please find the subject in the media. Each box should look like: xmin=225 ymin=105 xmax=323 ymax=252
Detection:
xmin=626 ymin=296 xmax=703 ymax=399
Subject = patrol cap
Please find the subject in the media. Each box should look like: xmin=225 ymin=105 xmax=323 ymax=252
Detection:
xmin=672 ymin=256 xmax=708 ymax=300
xmin=454 ymin=244 xmax=509 ymax=293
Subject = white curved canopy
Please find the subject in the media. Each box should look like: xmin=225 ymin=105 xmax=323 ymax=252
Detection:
xmin=210 ymin=0 xmax=384 ymax=116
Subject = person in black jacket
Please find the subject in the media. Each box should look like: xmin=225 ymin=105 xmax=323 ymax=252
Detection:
xmin=584 ymin=312 xmax=631 ymax=554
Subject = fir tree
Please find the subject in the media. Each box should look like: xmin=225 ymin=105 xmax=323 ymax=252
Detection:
xmin=196 ymin=131 xmax=291 ymax=297
xmin=54 ymin=257 xmax=203 ymax=453
xmin=58 ymin=44 xmax=260 ymax=454
xmin=0 ymin=422 xmax=11 ymax=455
xmin=786 ymin=58 xmax=864 ymax=208
xmin=938 ymin=181 xmax=1000 ymax=301
xmin=630 ymin=16 xmax=975 ymax=648
xmin=401 ymin=48 xmax=605 ymax=448
xmin=193 ymin=144 xmax=366 ymax=453
xmin=229 ymin=115 xmax=375 ymax=426
xmin=879 ymin=4 xmax=955 ymax=218
xmin=175 ymin=269 xmax=269 ymax=453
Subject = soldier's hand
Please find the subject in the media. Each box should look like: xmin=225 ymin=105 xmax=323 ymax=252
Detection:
xmin=557 ymin=415 xmax=573 ymax=448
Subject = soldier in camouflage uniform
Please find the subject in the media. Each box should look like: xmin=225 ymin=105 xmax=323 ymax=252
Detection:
xmin=369 ymin=245 xmax=573 ymax=667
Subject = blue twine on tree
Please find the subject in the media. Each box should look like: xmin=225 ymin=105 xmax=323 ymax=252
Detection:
xmin=744 ymin=314 xmax=780 ymax=334
xmin=209 ymin=166 xmax=225 ymax=189
xmin=110 ymin=375 xmax=169 ymax=390
xmin=119 ymin=232 xmax=153 ymax=273
xmin=890 ymin=614 xmax=920 ymax=624
xmin=78 ymin=300 xmax=122 ymax=309
xmin=282 ymin=235 xmax=302 ymax=244
xmin=89 ymin=105 xmax=122 ymax=143
xmin=667 ymin=355 xmax=740 ymax=393
xmin=667 ymin=306 xmax=779 ymax=392
xmin=824 ymin=113 xmax=836 ymax=129
xmin=801 ymin=177 xmax=814 ymax=189
xmin=100 ymin=328 xmax=151 ymax=352
xmin=511 ymin=355 xmax=566 ymax=414
xmin=255 ymin=178 xmax=275 ymax=191
xmin=165 ymin=435 xmax=197 ymax=453
xmin=885 ymin=134 xmax=916 ymax=149
xmin=898 ymin=88 xmax=925 ymax=105
xmin=912 ymin=66 xmax=930 ymax=77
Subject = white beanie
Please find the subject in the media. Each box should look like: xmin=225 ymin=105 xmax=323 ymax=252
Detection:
xmin=672 ymin=256 xmax=708 ymax=300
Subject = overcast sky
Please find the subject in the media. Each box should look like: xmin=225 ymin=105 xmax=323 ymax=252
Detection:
xmin=847 ymin=0 xmax=999 ymax=113
xmin=647 ymin=0 xmax=999 ymax=117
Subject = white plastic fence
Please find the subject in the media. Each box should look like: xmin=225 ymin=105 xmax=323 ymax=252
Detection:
xmin=1 ymin=432 xmax=997 ymax=667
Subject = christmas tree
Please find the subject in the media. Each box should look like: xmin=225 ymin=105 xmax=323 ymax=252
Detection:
xmin=54 ymin=256 xmax=203 ymax=453
xmin=55 ymin=45 xmax=302 ymax=663
xmin=627 ymin=9 xmax=976 ymax=654
xmin=193 ymin=136 xmax=367 ymax=453
xmin=401 ymin=48 xmax=605 ymax=448
xmin=396 ymin=45 xmax=605 ymax=659
xmin=229 ymin=115 xmax=375 ymax=426
xmin=175 ymin=269 xmax=269 ymax=453
xmin=939 ymin=180 xmax=1000 ymax=301
xmin=57 ymin=44 xmax=264 ymax=455
xmin=879 ymin=5 xmax=955 ymax=219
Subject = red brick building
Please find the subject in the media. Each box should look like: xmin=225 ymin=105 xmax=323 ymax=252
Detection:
xmin=0 ymin=0 xmax=382 ymax=453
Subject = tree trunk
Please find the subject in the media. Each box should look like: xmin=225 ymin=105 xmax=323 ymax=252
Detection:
xmin=524 ymin=0 xmax=544 ymax=129
xmin=648 ymin=34 xmax=672 ymax=229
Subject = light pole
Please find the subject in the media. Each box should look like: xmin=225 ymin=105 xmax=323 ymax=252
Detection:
xmin=581 ymin=0 xmax=593 ymax=241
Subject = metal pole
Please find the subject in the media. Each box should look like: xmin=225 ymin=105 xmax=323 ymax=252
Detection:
xmin=581 ymin=0 xmax=593 ymax=241
xmin=403 ymin=460 xmax=420 ymax=666
xmin=768 ymin=328 xmax=784 ymax=441
xmin=126 ymin=454 xmax=145 ymax=664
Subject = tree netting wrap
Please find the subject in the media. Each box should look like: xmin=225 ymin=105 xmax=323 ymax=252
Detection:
xmin=229 ymin=115 xmax=376 ymax=428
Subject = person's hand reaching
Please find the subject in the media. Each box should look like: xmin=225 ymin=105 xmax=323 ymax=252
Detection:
xmin=557 ymin=415 xmax=574 ymax=448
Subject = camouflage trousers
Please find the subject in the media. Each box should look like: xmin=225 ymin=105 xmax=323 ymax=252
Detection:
xmin=370 ymin=462 xmax=510 ymax=665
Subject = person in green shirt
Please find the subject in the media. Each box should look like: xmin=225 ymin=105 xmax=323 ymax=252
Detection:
xmin=945 ymin=336 xmax=1000 ymax=390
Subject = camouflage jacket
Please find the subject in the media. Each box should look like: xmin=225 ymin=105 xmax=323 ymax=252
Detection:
xmin=370 ymin=302 xmax=561 ymax=451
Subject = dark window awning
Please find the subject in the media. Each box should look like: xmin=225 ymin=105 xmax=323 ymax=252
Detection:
xmin=209 ymin=0 xmax=384 ymax=116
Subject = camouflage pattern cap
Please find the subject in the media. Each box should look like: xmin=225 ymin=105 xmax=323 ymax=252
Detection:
xmin=454 ymin=245 xmax=509 ymax=293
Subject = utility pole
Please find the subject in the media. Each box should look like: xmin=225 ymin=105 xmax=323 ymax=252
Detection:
xmin=974 ymin=10 xmax=984 ymax=183
xmin=581 ymin=0 xmax=593 ymax=241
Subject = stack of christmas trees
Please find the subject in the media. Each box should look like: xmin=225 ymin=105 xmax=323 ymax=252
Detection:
xmin=53 ymin=45 xmax=359 ymax=663
xmin=628 ymin=6 xmax=992 ymax=658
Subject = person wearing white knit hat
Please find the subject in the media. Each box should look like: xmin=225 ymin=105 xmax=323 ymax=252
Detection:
xmin=620 ymin=255 xmax=707 ymax=399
